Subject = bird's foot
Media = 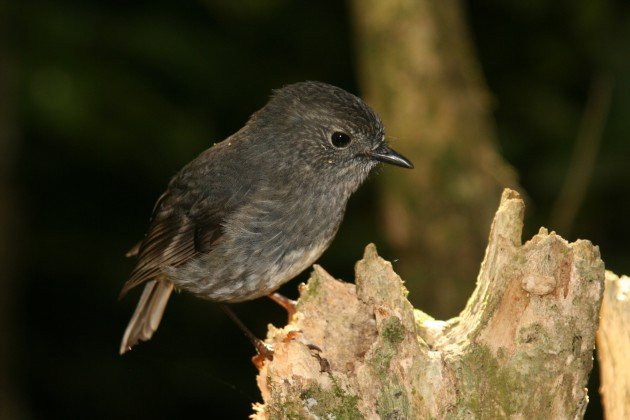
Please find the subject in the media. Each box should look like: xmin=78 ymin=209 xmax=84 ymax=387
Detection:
xmin=268 ymin=292 xmax=297 ymax=322
xmin=252 ymin=340 xmax=274 ymax=369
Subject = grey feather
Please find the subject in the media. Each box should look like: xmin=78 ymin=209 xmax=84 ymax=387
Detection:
xmin=119 ymin=279 xmax=173 ymax=354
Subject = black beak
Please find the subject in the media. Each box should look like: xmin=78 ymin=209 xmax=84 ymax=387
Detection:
xmin=368 ymin=144 xmax=414 ymax=169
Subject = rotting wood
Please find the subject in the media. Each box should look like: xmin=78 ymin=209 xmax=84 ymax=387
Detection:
xmin=251 ymin=189 xmax=605 ymax=419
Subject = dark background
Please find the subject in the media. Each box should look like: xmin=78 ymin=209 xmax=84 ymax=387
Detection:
xmin=3 ymin=0 xmax=629 ymax=418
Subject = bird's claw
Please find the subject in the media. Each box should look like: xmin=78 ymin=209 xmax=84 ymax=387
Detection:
xmin=252 ymin=340 xmax=274 ymax=370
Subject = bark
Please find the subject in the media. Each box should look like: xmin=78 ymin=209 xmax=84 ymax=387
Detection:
xmin=350 ymin=0 xmax=519 ymax=318
xmin=597 ymin=271 xmax=630 ymax=419
xmin=252 ymin=189 xmax=604 ymax=419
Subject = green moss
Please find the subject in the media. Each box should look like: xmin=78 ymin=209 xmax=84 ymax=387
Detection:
xmin=456 ymin=344 xmax=560 ymax=417
xmin=376 ymin=376 xmax=410 ymax=420
xmin=266 ymin=394 xmax=309 ymax=419
xmin=296 ymin=273 xmax=322 ymax=310
xmin=266 ymin=379 xmax=360 ymax=419
xmin=382 ymin=316 xmax=405 ymax=344
xmin=364 ymin=317 xmax=414 ymax=418
xmin=300 ymin=381 xmax=361 ymax=419
xmin=368 ymin=341 xmax=396 ymax=377
xmin=366 ymin=315 xmax=408 ymax=386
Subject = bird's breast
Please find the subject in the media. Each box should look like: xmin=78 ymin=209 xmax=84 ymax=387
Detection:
xmin=170 ymin=181 xmax=349 ymax=302
xmin=219 ymin=185 xmax=346 ymax=299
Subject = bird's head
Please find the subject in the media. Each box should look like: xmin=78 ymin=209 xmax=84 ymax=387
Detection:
xmin=247 ymin=81 xmax=413 ymax=191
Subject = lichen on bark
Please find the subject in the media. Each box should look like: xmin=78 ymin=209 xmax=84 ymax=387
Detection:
xmin=251 ymin=189 xmax=605 ymax=419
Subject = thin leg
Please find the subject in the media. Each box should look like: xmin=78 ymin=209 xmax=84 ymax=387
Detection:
xmin=219 ymin=304 xmax=273 ymax=367
xmin=268 ymin=292 xmax=297 ymax=322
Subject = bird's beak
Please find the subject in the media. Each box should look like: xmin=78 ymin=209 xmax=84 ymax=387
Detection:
xmin=368 ymin=144 xmax=414 ymax=169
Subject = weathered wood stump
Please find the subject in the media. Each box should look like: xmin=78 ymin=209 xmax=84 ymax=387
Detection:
xmin=252 ymin=189 xmax=605 ymax=419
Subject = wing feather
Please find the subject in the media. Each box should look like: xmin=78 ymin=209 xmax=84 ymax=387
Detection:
xmin=120 ymin=140 xmax=257 ymax=298
xmin=119 ymin=214 xmax=198 ymax=298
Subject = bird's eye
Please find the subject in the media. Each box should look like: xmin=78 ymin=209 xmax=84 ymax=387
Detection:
xmin=331 ymin=132 xmax=351 ymax=148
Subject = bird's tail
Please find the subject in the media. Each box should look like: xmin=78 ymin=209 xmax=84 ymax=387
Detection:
xmin=119 ymin=279 xmax=174 ymax=355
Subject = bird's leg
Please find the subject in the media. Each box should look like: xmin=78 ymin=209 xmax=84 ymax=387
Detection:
xmin=268 ymin=292 xmax=297 ymax=322
xmin=219 ymin=304 xmax=273 ymax=368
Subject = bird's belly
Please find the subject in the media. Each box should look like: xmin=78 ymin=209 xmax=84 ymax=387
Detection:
xmin=168 ymin=232 xmax=332 ymax=303
xmin=250 ymin=240 xmax=329 ymax=298
xmin=168 ymin=190 xmax=345 ymax=302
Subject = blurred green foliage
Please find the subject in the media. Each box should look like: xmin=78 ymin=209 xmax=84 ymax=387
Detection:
xmin=5 ymin=0 xmax=628 ymax=418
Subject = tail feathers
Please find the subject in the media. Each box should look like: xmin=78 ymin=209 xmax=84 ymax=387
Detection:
xmin=119 ymin=279 xmax=174 ymax=355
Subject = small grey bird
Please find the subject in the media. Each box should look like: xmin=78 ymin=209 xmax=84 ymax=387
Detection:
xmin=119 ymin=81 xmax=413 ymax=354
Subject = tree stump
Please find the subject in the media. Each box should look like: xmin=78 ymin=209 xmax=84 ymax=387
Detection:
xmin=597 ymin=271 xmax=630 ymax=419
xmin=252 ymin=189 xmax=605 ymax=419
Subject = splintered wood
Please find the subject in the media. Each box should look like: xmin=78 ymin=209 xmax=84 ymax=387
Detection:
xmin=252 ymin=189 xmax=605 ymax=419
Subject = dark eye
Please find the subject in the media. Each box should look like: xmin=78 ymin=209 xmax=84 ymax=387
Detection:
xmin=331 ymin=131 xmax=351 ymax=148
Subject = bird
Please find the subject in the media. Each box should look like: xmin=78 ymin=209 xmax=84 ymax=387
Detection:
xmin=119 ymin=81 xmax=413 ymax=355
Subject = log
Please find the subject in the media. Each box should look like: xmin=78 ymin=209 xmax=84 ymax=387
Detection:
xmin=597 ymin=271 xmax=630 ymax=419
xmin=251 ymin=189 xmax=604 ymax=419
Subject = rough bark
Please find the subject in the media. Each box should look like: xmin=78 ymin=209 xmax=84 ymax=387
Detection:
xmin=597 ymin=271 xmax=630 ymax=419
xmin=252 ymin=189 xmax=604 ymax=419
xmin=350 ymin=0 xmax=519 ymax=318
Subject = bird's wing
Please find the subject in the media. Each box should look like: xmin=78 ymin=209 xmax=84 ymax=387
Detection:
xmin=120 ymin=148 xmax=256 ymax=297
xmin=118 ymin=192 xmax=213 ymax=297
xmin=119 ymin=217 xmax=203 ymax=298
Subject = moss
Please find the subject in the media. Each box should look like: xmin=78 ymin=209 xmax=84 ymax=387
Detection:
xmin=456 ymin=344 xmax=560 ymax=418
xmin=296 ymin=272 xmax=322 ymax=310
xmin=266 ymin=394 xmax=309 ymax=419
xmin=376 ymin=376 xmax=410 ymax=420
xmin=266 ymin=379 xmax=361 ymax=419
xmin=456 ymin=346 xmax=514 ymax=417
xmin=366 ymin=341 xmax=411 ymax=418
xmin=368 ymin=317 xmax=406 ymax=377
xmin=363 ymin=317 xmax=414 ymax=419
xmin=299 ymin=381 xmax=361 ymax=419
xmin=368 ymin=341 xmax=396 ymax=378
xmin=365 ymin=343 xmax=411 ymax=418
xmin=382 ymin=316 xmax=405 ymax=344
